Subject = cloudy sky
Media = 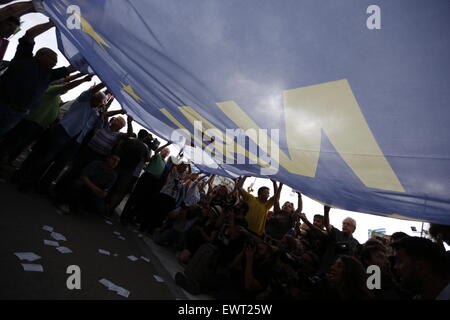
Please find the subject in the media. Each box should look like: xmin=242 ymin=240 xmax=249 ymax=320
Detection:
xmin=3 ymin=7 xmax=443 ymax=245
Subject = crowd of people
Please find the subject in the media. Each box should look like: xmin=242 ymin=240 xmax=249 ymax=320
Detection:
xmin=0 ymin=2 xmax=449 ymax=301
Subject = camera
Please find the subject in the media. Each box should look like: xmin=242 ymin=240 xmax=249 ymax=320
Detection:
xmin=146 ymin=137 xmax=161 ymax=151
xmin=335 ymin=242 xmax=349 ymax=254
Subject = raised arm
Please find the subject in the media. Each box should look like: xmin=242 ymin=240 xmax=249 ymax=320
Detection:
xmin=153 ymin=141 xmax=172 ymax=156
xmin=271 ymin=180 xmax=281 ymax=213
xmin=190 ymin=173 xmax=205 ymax=185
xmin=269 ymin=179 xmax=283 ymax=203
xmin=296 ymin=210 xmax=328 ymax=238
xmin=64 ymin=72 xmax=85 ymax=83
xmin=207 ymin=174 xmax=216 ymax=187
xmin=90 ymin=82 xmax=106 ymax=94
xmin=323 ymin=205 xmax=331 ymax=233
xmin=235 ymin=176 xmax=247 ymax=195
xmin=296 ymin=192 xmax=303 ymax=213
xmin=204 ymin=175 xmax=217 ymax=200
xmin=102 ymin=109 xmax=125 ymax=121
xmin=23 ymin=20 xmax=54 ymax=41
xmin=0 ymin=1 xmax=35 ymax=21
xmin=63 ymin=74 xmax=93 ymax=92
xmin=126 ymin=115 xmax=133 ymax=136
xmin=103 ymin=95 xmax=115 ymax=111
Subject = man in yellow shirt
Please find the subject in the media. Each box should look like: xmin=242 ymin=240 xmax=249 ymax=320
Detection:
xmin=235 ymin=177 xmax=283 ymax=236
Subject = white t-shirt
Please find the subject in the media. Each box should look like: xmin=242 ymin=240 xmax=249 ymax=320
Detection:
xmin=160 ymin=169 xmax=181 ymax=199
xmin=184 ymin=183 xmax=201 ymax=207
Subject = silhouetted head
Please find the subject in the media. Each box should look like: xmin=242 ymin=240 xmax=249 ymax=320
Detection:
xmin=428 ymin=223 xmax=450 ymax=246
xmin=110 ymin=116 xmax=126 ymax=132
xmin=313 ymin=214 xmax=324 ymax=229
xmin=391 ymin=237 xmax=449 ymax=294
xmin=138 ymin=129 xmax=149 ymax=141
xmin=90 ymin=91 xmax=106 ymax=109
xmin=35 ymin=48 xmax=58 ymax=70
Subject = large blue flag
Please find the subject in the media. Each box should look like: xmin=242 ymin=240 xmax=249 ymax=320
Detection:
xmin=36 ymin=0 xmax=450 ymax=225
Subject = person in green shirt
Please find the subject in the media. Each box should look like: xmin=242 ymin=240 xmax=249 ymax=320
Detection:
xmin=0 ymin=73 xmax=92 ymax=165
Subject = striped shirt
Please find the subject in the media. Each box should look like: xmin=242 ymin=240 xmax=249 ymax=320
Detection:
xmin=59 ymin=90 xmax=100 ymax=143
xmin=88 ymin=125 xmax=123 ymax=156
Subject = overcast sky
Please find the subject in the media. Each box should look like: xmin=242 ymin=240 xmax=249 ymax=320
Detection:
xmin=3 ymin=8 xmax=444 ymax=246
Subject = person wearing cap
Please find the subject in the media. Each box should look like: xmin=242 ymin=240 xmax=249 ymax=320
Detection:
xmin=391 ymin=236 xmax=450 ymax=300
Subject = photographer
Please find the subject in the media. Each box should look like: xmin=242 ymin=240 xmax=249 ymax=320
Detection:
xmin=138 ymin=157 xmax=189 ymax=234
xmin=145 ymin=133 xmax=161 ymax=152
xmin=120 ymin=139 xmax=171 ymax=225
xmin=105 ymin=126 xmax=151 ymax=215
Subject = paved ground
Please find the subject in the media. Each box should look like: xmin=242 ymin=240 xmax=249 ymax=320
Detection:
xmin=0 ymin=170 xmax=205 ymax=300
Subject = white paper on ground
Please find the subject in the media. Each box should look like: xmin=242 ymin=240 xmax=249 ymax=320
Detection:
xmin=99 ymin=278 xmax=114 ymax=289
xmin=22 ymin=264 xmax=44 ymax=272
xmin=153 ymin=275 xmax=165 ymax=282
xmin=98 ymin=279 xmax=130 ymax=298
xmin=98 ymin=249 xmax=110 ymax=255
xmin=42 ymin=226 xmax=54 ymax=232
xmin=118 ymin=236 xmax=126 ymax=240
xmin=50 ymin=232 xmax=67 ymax=241
xmin=113 ymin=231 xmax=121 ymax=235
xmin=140 ymin=256 xmax=150 ymax=263
xmin=56 ymin=246 xmax=72 ymax=254
xmin=113 ymin=254 xmax=119 ymax=257
xmin=44 ymin=239 xmax=59 ymax=247
xmin=105 ymin=220 xmax=113 ymax=225
xmin=127 ymin=255 xmax=138 ymax=261
xmin=14 ymin=252 xmax=41 ymax=262
xmin=115 ymin=287 xmax=130 ymax=298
